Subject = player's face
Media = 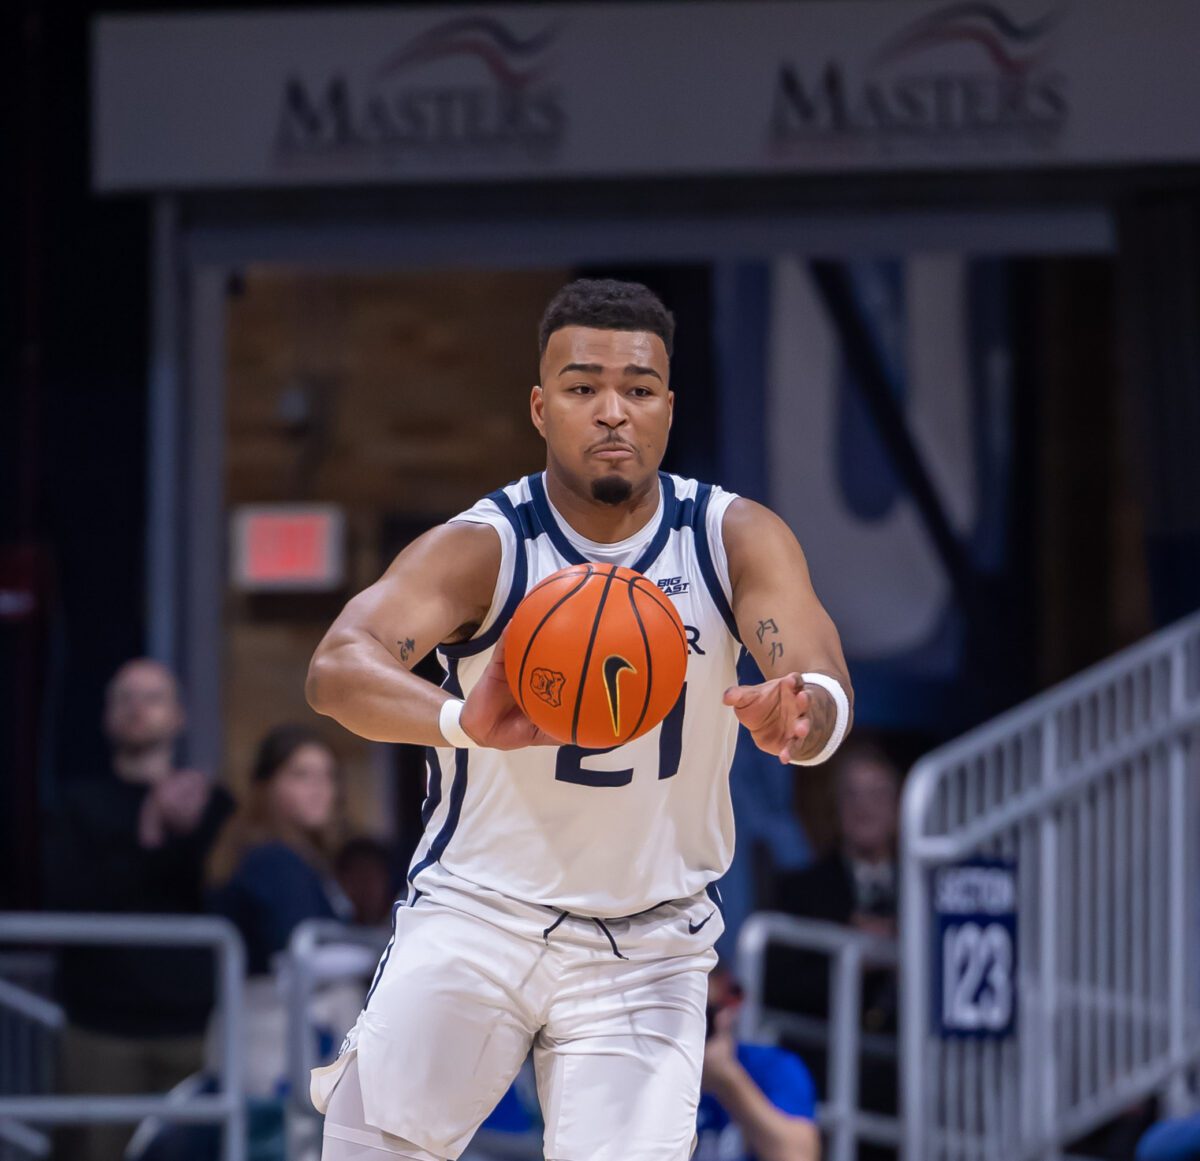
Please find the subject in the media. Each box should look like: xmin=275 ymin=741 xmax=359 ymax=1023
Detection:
xmin=532 ymin=326 xmax=673 ymax=504
xmin=271 ymin=742 xmax=338 ymax=833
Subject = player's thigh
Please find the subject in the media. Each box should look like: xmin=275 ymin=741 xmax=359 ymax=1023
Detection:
xmin=323 ymin=1053 xmax=444 ymax=1160
xmin=355 ymin=901 xmax=543 ymax=1155
xmin=535 ymin=952 xmax=712 ymax=1161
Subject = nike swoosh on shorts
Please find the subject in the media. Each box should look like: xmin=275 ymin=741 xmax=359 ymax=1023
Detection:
xmin=688 ymin=911 xmax=715 ymax=935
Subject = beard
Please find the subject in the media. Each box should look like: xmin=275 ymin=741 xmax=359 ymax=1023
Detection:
xmin=591 ymin=475 xmax=634 ymax=506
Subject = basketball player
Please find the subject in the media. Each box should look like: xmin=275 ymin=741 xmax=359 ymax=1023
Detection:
xmin=305 ymin=279 xmax=852 ymax=1161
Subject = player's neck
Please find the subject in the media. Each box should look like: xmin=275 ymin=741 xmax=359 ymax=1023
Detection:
xmin=112 ymin=745 xmax=175 ymax=785
xmin=544 ymin=469 xmax=660 ymax=544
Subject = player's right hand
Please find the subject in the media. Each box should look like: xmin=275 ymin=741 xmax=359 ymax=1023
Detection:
xmin=459 ymin=632 xmax=559 ymax=750
xmin=723 ymin=672 xmax=829 ymax=764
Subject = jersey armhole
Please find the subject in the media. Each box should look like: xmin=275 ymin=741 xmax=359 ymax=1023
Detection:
xmin=706 ymin=490 xmax=738 ymax=608
xmin=692 ymin=483 xmax=741 ymax=644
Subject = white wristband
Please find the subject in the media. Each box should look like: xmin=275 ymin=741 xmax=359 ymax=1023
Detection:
xmin=438 ymin=698 xmax=479 ymax=750
xmin=790 ymin=673 xmax=850 ymax=766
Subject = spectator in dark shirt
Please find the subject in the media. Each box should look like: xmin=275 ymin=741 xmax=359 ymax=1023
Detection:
xmin=770 ymin=739 xmax=900 ymax=1029
xmin=206 ymin=724 xmax=352 ymax=1097
xmin=45 ymin=658 xmax=233 ymax=1161
xmin=767 ymin=738 xmax=900 ymax=1161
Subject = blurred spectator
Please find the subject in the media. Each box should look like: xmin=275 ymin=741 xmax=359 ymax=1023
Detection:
xmin=207 ymin=724 xmax=351 ymax=976
xmin=45 ymin=658 xmax=233 ymax=1161
xmin=769 ymin=738 xmax=900 ymax=1032
xmin=205 ymin=724 xmax=356 ymax=1106
xmin=1135 ymin=1114 xmax=1200 ymax=1161
xmin=335 ymin=836 xmax=398 ymax=928
xmin=763 ymin=738 xmax=901 ymax=1161
xmin=697 ymin=968 xmax=820 ymax=1161
xmin=717 ymin=654 xmax=813 ymax=961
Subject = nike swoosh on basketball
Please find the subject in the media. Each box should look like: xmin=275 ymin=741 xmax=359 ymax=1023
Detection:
xmin=688 ymin=911 xmax=716 ymax=935
xmin=602 ymin=655 xmax=636 ymax=736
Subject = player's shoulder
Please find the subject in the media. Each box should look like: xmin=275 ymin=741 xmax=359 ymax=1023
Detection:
xmin=460 ymin=474 xmax=537 ymax=516
xmin=719 ymin=495 xmax=798 ymax=553
xmin=375 ymin=520 xmax=502 ymax=616
xmin=445 ymin=474 xmax=541 ymax=543
xmin=403 ymin=519 xmax=503 ymax=565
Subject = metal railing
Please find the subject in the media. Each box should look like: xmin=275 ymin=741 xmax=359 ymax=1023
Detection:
xmin=737 ymin=913 xmax=900 ymax=1161
xmin=0 ymin=914 xmax=246 ymax=1161
xmin=282 ymin=919 xmax=386 ymax=1119
xmin=0 ymin=953 xmax=58 ymax=1160
xmin=900 ymin=610 xmax=1200 ymax=1161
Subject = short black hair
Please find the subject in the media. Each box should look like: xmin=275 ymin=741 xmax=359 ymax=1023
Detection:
xmin=539 ymin=278 xmax=675 ymax=357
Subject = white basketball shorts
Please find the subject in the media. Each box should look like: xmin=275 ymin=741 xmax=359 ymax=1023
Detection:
xmin=312 ymin=862 xmax=723 ymax=1160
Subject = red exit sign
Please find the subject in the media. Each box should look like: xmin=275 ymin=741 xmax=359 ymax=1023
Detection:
xmin=231 ymin=505 xmax=345 ymax=592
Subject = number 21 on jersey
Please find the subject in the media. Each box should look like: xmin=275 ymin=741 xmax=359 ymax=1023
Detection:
xmin=555 ymin=685 xmax=687 ymax=788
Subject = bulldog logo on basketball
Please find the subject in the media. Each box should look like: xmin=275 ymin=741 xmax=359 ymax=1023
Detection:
xmin=529 ymin=667 xmax=566 ymax=708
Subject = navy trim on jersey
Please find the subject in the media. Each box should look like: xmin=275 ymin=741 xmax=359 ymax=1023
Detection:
xmin=408 ymin=748 xmax=470 ymax=887
xmin=693 ymin=484 xmax=741 ymax=642
xmin=672 ymin=496 xmax=696 ymax=531
xmin=442 ymin=659 xmax=464 ymax=698
xmin=513 ymin=500 xmax=540 ymax=541
xmin=364 ymin=899 xmax=403 ymax=1008
xmin=528 ymin=473 xmax=588 ymax=565
xmin=528 ymin=471 xmax=680 ymax=575
xmin=631 ymin=474 xmax=679 ymax=573
xmin=420 ymin=749 xmax=443 ymax=828
xmin=414 ymin=661 xmax=459 ymax=857
xmin=441 ymin=491 xmax=530 ymax=659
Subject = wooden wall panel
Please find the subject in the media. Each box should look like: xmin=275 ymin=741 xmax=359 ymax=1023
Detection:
xmin=222 ymin=268 xmax=566 ymax=833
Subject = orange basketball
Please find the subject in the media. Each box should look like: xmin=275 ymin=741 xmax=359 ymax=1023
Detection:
xmin=504 ymin=563 xmax=688 ymax=749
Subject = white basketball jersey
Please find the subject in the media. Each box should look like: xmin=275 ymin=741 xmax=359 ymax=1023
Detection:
xmin=407 ymin=471 xmax=743 ymax=919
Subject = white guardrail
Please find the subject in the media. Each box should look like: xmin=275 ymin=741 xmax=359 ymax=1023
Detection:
xmin=900 ymin=610 xmax=1200 ymax=1161
xmin=0 ymin=914 xmax=246 ymax=1161
xmin=737 ymin=913 xmax=900 ymax=1161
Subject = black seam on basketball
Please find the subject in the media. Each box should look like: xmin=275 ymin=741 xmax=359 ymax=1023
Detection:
xmin=571 ymin=565 xmax=619 ymax=746
xmin=527 ymin=564 xmax=591 ymax=599
xmin=516 ymin=565 xmax=595 ymax=716
xmin=630 ymin=577 xmax=688 ymax=652
xmin=625 ymin=581 xmax=654 ymax=743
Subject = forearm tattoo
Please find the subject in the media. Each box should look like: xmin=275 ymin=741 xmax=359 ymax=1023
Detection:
xmin=756 ymin=618 xmax=784 ymax=665
xmin=398 ymin=637 xmax=416 ymax=662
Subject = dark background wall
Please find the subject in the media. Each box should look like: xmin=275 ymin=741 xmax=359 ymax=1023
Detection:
xmin=5 ymin=0 xmax=150 ymax=906
xmin=7 ymin=0 xmax=1200 ymax=907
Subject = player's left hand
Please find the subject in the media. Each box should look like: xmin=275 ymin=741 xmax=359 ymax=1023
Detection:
xmin=460 ymin=631 xmax=559 ymax=750
xmin=722 ymin=673 xmax=834 ymax=764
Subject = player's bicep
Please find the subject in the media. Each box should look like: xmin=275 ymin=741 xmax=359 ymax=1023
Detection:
xmin=314 ymin=522 xmax=500 ymax=671
xmin=723 ymin=499 xmax=849 ymax=687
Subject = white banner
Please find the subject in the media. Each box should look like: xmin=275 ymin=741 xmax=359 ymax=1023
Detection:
xmin=93 ymin=1 xmax=1200 ymax=190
